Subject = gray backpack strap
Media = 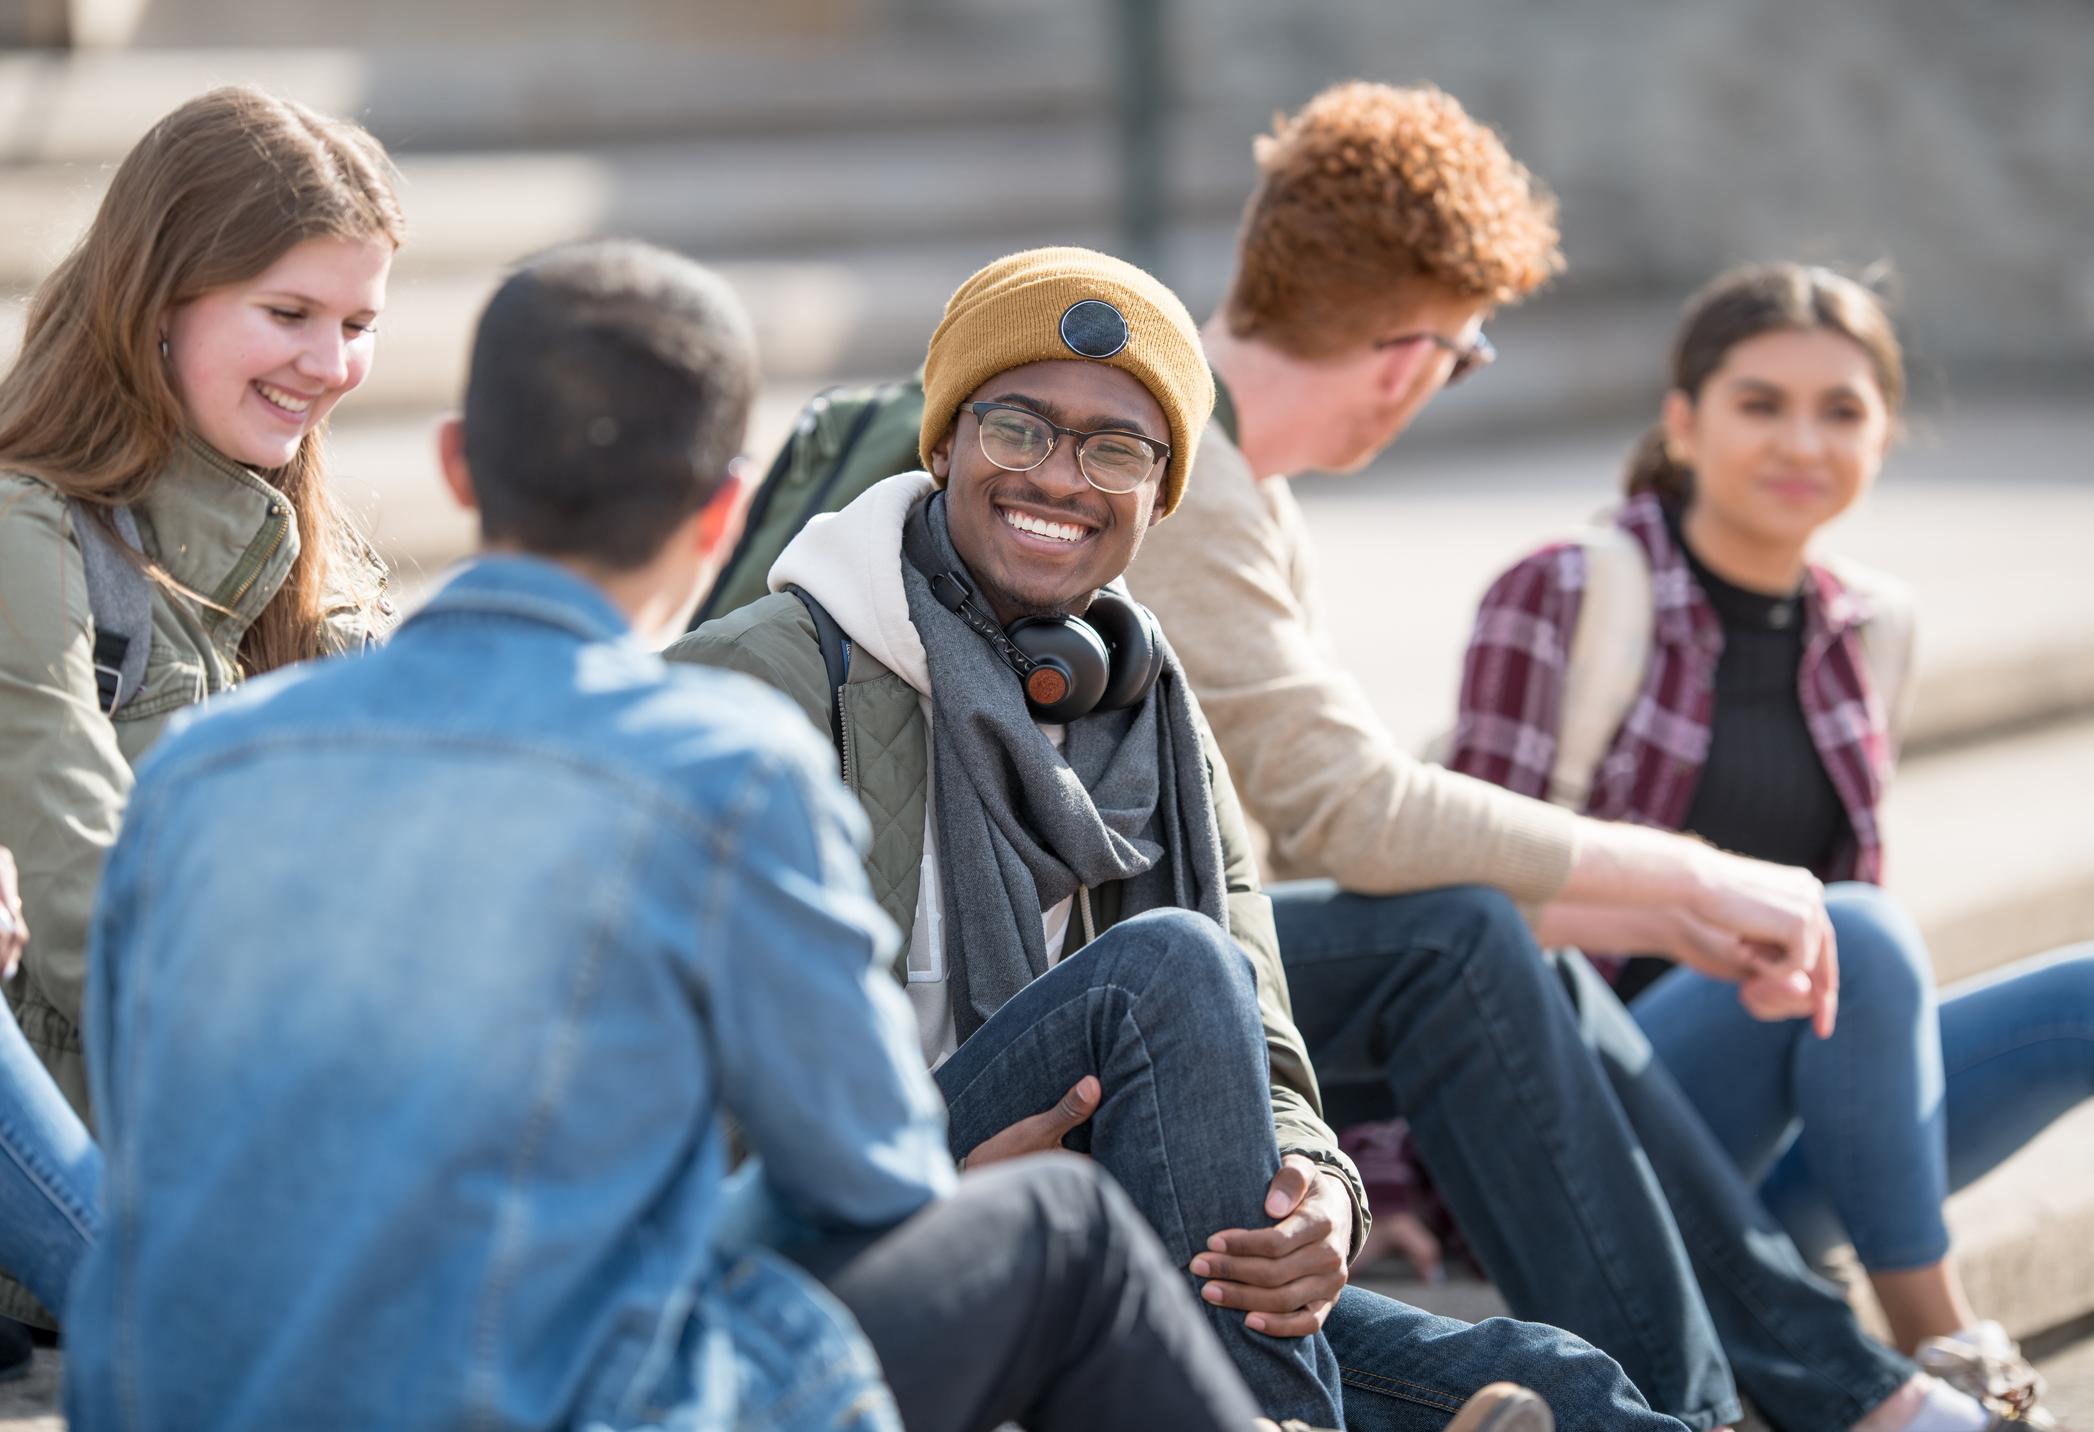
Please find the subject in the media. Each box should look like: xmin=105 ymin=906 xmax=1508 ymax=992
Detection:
xmin=64 ymin=500 xmax=153 ymax=715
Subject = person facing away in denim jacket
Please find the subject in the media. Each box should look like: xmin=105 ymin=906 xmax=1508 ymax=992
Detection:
xmin=61 ymin=240 xmax=1277 ymax=1432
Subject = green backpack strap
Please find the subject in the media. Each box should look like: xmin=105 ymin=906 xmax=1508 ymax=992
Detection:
xmin=690 ymin=377 xmax=926 ymax=628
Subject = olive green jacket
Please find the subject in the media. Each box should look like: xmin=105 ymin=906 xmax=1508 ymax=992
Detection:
xmin=0 ymin=437 xmax=386 ymax=1130
xmin=667 ymin=564 xmax=1369 ymax=1254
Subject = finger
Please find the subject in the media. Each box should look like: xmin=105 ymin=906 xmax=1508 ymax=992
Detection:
xmin=1190 ymin=1242 xmax=1344 ymax=1289
xmin=1811 ymin=908 xmax=1840 ymax=1040
xmin=1206 ymin=1208 xmax=1331 ymax=1260
xmin=1263 ymin=1158 xmax=1314 ymax=1221
xmin=1199 ymin=1271 xmax=1340 ymax=1315
xmin=1245 ymin=1301 xmax=1336 ymax=1339
xmin=1050 ymin=1075 xmax=1101 ymax=1134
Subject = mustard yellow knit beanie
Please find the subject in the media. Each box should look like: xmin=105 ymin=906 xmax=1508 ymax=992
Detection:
xmin=919 ymin=246 xmax=1213 ymax=517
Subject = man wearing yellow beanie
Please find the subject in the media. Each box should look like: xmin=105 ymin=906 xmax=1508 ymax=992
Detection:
xmin=672 ymin=247 xmax=1676 ymax=1431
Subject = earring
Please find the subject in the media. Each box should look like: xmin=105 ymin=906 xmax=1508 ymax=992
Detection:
xmin=158 ymin=336 xmax=170 ymax=360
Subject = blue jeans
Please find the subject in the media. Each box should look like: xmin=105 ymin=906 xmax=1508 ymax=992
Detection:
xmin=1633 ymin=881 xmax=2094 ymax=1271
xmin=0 ymin=995 xmax=99 ymax=1319
xmin=1272 ymin=882 xmax=1914 ymax=1432
xmin=933 ymin=907 xmax=1681 ymax=1431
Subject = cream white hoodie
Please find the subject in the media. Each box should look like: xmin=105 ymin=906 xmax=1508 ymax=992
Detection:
xmin=769 ymin=472 xmax=1072 ymax=1067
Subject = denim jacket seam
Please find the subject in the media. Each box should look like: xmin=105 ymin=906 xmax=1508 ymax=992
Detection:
xmin=465 ymin=809 xmax=655 ymax=1428
xmin=577 ymin=755 xmax=788 ymax=1426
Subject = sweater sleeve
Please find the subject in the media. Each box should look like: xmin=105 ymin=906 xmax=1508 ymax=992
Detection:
xmin=1129 ymin=445 xmax=1576 ymax=904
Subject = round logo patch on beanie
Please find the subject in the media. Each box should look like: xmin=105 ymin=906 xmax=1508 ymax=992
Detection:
xmin=1059 ymin=299 xmax=1129 ymax=360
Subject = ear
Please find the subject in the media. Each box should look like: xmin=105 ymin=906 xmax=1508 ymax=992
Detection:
xmin=927 ymin=425 xmax=954 ymax=482
xmin=436 ymin=416 xmax=476 ymax=513
xmin=693 ymin=461 xmax=750 ymax=562
xmin=1661 ymin=390 xmax=1697 ymax=469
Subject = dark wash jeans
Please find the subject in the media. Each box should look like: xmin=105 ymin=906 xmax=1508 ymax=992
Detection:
xmin=1272 ymin=881 xmax=1917 ymax=1432
xmin=786 ymin=1155 xmax=1265 ymax=1432
xmin=933 ymin=908 xmax=1681 ymax=1432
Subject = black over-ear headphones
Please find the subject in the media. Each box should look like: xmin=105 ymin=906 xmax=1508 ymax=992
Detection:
xmin=930 ymin=571 xmax=1166 ymax=723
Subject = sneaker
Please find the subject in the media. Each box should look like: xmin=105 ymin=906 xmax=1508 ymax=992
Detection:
xmin=1916 ymin=1323 xmax=2061 ymax=1428
xmin=1446 ymin=1383 xmax=1553 ymax=1432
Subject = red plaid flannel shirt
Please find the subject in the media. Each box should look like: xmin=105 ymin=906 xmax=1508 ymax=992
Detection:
xmin=1347 ymin=494 xmax=1904 ymax=1253
xmin=1449 ymin=492 xmax=1896 ymax=886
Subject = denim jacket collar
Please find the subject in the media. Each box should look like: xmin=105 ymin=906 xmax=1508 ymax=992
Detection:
xmin=408 ymin=555 xmax=635 ymax=645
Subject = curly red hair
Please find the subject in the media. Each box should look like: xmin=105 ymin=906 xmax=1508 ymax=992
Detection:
xmin=1223 ymin=82 xmax=1563 ymax=357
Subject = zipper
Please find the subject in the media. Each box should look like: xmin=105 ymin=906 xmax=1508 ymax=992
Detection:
xmin=216 ymin=500 xmax=291 ymax=618
xmin=836 ymin=690 xmax=857 ymax=792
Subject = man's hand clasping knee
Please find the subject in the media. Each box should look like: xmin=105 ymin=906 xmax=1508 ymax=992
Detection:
xmin=1193 ymin=1154 xmax=1352 ymax=1338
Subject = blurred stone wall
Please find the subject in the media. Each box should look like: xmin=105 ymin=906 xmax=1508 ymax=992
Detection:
xmin=31 ymin=0 xmax=2094 ymax=373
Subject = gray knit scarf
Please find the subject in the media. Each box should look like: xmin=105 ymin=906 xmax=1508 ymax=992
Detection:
xmin=900 ymin=493 xmax=1229 ymax=1043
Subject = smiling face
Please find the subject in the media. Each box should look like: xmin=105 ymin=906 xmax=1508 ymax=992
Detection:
xmin=929 ymin=359 xmax=1168 ymax=623
xmin=162 ymin=233 xmax=393 ymax=470
xmin=1668 ymin=327 xmax=1893 ymax=559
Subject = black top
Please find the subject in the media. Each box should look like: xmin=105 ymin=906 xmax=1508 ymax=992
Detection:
xmin=1615 ymin=510 xmax=1851 ymax=1003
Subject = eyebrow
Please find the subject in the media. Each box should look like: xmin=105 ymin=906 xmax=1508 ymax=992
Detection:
xmin=988 ymin=391 xmax=1162 ymax=442
xmin=1726 ymin=375 xmax=1868 ymax=404
xmin=257 ymin=290 xmax=382 ymax=318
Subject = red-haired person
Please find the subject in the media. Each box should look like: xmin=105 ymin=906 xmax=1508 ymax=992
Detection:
xmin=1453 ymin=262 xmax=2092 ymax=1428
xmin=1131 ymin=83 xmax=2027 ymax=1431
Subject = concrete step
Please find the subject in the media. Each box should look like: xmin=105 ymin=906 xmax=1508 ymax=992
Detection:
xmin=1885 ymin=717 xmax=2094 ymax=987
xmin=0 ymin=38 xmax=1106 ymax=163
xmin=0 ymin=116 xmax=1252 ymax=285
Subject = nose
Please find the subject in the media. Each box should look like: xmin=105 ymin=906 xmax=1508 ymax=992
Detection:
xmin=295 ymin=328 xmax=353 ymax=389
xmin=1033 ymin=434 xmax=1092 ymax=497
xmin=1775 ymin=411 xmax=1827 ymax=459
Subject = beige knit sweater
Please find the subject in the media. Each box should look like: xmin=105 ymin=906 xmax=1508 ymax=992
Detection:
xmin=1126 ymin=423 xmax=1579 ymax=903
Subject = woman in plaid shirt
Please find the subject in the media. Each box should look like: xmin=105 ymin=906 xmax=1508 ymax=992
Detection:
xmin=1453 ymin=263 xmax=2094 ymax=1427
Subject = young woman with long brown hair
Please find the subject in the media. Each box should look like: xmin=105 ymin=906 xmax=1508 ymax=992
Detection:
xmin=1453 ymin=262 xmax=2093 ymax=1428
xmin=0 ymin=84 xmax=404 ymax=1334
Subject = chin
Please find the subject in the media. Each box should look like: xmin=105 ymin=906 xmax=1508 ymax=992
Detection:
xmin=227 ymin=434 xmax=305 ymax=471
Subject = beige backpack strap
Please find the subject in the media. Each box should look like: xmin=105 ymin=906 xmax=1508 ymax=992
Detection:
xmin=1548 ymin=524 xmax=1654 ymax=811
xmin=1822 ymin=556 xmax=1917 ymax=748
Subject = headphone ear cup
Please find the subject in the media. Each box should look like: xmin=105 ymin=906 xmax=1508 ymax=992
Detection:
xmin=1086 ymin=592 xmax=1166 ymax=712
xmin=1006 ymin=616 xmax=1111 ymax=722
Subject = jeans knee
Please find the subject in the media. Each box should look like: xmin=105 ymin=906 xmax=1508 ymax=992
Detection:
xmin=1108 ymin=907 xmax=1260 ymax=1017
xmin=1389 ymin=885 xmax=1544 ymax=1002
xmin=1826 ymin=883 xmax=1934 ymax=1024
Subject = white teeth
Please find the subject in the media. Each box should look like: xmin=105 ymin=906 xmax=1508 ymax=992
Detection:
xmin=1002 ymin=508 xmax=1087 ymax=544
xmin=256 ymin=383 xmax=313 ymax=414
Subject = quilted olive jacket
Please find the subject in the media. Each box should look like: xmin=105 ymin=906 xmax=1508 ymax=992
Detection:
xmin=667 ymin=583 xmax=1368 ymax=1253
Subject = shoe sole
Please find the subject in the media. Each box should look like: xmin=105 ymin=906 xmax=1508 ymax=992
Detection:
xmin=1447 ymin=1385 xmax=1554 ymax=1432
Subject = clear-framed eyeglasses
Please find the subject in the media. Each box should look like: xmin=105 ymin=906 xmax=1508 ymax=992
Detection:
xmin=962 ymin=402 xmax=1169 ymax=495
xmin=1373 ymin=330 xmax=1496 ymax=386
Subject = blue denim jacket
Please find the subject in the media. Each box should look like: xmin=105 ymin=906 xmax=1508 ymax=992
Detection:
xmin=68 ymin=557 xmax=955 ymax=1430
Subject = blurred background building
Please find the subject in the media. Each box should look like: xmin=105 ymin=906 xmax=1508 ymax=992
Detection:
xmin=2 ymin=0 xmax=2092 ymax=1417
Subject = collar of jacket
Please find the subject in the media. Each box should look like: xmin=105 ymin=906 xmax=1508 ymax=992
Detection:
xmin=135 ymin=434 xmax=301 ymax=630
xmin=1614 ymin=490 xmax=1871 ymax=655
xmin=406 ymin=554 xmax=634 ymax=645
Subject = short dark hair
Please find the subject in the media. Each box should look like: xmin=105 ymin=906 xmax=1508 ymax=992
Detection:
xmin=463 ymin=239 xmax=756 ymax=569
